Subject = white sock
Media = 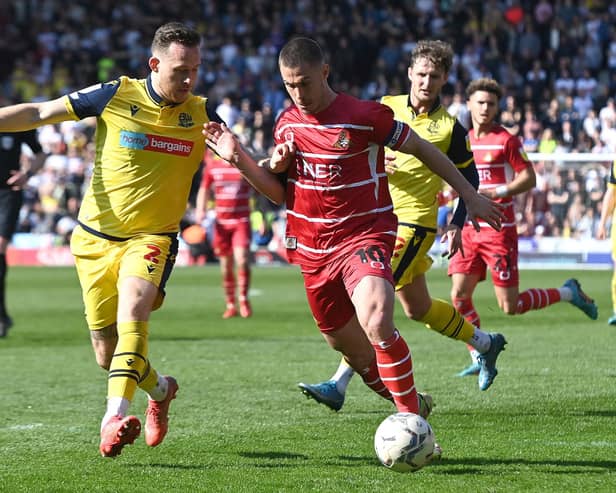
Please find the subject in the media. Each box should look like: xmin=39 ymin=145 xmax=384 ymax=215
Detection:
xmin=559 ymin=287 xmax=572 ymax=302
xmin=468 ymin=327 xmax=491 ymax=354
xmin=469 ymin=349 xmax=481 ymax=364
xmin=147 ymin=375 xmax=169 ymax=402
xmin=331 ymin=361 xmax=354 ymax=394
xmin=101 ymin=397 xmax=130 ymax=431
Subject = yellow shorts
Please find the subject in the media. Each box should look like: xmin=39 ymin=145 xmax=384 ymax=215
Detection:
xmin=391 ymin=223 xmax=436 ymax=291
xmin=70 ymin=225 xmax=178 ymax=330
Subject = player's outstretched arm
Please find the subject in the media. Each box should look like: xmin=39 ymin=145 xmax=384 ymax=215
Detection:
xmin=398 ymin=131 xmax=504 ymax=231
xmin=0 ymin=98 xmax=71 ymax=131
xmin=484 ymin=167 xmax=536 ymax=200
xmin=204 ymin=122 xmax=286 ymax=205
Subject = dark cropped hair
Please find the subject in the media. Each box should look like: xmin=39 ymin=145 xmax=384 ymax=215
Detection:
xmin=151 ymin=22 xmax=201 ymax=53
xmin=279 ymin=37 xmax=324 ymax=68
xmin=466 ymin=78 xmax=503 ymax=100
xmin=409 ymin=40 xmax=453 ymax=73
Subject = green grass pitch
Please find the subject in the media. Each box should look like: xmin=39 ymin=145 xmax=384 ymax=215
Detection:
xmin=0 ymin=265 xmax=614 ymax=492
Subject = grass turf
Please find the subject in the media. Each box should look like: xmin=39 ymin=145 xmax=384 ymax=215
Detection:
xmin=0 ymin=265 xmax=614 ymax=492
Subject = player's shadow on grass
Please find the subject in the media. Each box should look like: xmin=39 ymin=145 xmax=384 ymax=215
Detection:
xmin=428 ymin=457 xmax=616 ymax=473
xmin=326 ymin=456 xmax=616 ymax=472
xmin=240 ymin=451 xmax=309 ymax=460
xmin=240 ymin=451 xmax=379 ymax=468
xmin=574 ymin=410 xmax=616 ymax=417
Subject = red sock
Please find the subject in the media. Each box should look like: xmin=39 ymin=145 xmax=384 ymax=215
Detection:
xmin=372 ymin=330 xmax=418 ymax=413
xmin=516 ymin=288 xmax=561 ymax=314
xmin=222 ymin=261 xmax=235 ymax=306
xmin=453 ymin=297 xmax=480 ymax=354
xmin=358 ymin=358 xmax=393 ymax=402
xmin=238 ymin=266 xmax=250 ymax=303
xmin=452 ymin=297 xmax=480 ymax=327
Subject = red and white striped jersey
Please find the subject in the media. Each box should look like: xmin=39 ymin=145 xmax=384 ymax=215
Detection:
xmin=274 ymin=93 xmax=412 ymax=266
xmin=201 ymin=150 xmax=251 ymax=225
xmin=469 ymin=124 xmax=533 ymax=227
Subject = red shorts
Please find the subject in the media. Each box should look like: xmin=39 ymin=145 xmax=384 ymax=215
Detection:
xmin=301 ymin=236 xmax=394 ymax=333
xmin=447 ymin=225 xmax=519 ymax=288
xmin=213 ymin=220 xmax=251 ymax=257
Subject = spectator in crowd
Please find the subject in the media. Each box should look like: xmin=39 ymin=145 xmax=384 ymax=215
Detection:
xmin=538 ymin=127 xmax=557 ymax=154
xmin=547 ymin=172 xmax=571 ymax=231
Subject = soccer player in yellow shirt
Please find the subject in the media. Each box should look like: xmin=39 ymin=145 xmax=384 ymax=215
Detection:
xmin=297 ymin=41 xmax=508 ymax=413
xmin=597 ymin=160 xmax=616 ymax=325
xmin=0 ymin=22 xmax=223 ymax=457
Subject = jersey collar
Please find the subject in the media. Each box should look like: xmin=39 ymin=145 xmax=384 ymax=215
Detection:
xmin=146 ymin=75 xmax=179 ymax=107
xmin=407 ymin=94 xmax=442 ymax=117
xmin=146 ymin=75 xmax=164 ymax=105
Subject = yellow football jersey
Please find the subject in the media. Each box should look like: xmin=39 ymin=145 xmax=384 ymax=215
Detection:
xmin=381 ymin=94 xmax=473 ymax=228
xmin=64 ymin=75 xmax=216 ymax=238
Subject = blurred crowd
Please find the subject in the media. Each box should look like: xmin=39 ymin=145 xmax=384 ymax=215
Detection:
xmin=2 ymin=0 xmax=616 ymax=245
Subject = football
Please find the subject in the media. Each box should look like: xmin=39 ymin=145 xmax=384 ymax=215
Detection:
xmin=374 ymin=412 xmax=436 ymax=473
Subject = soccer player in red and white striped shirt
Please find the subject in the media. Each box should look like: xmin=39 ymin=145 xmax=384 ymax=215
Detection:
xmin=204 ymin=39 xmax=502 ymax=426
xmin=448 ymin=78 xmax=598 ymax=376
xmin=196 ymin=149 xmax=253 ymax=318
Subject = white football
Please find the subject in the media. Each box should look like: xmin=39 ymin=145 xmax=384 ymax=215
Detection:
xmin=374 ymin=412 xmax=436 ymax=473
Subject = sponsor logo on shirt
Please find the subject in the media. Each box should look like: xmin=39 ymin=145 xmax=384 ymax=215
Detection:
xmin=120 ymin=130 xmax=193 ymax=156
xmin=300 ymin=159 xmax=342 ymax=179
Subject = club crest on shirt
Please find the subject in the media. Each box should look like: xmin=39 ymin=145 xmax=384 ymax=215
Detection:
xmin=427 ymin=120 xmax=439 ymax=134
xmin=333 ymin=130 xmax=351 ymax=149
xmin=484 ymin=152 xmax=493 ymax=162
xmin=178 ymin=112 xmax=194 ymax=128
xmin=284 ymin=236 xmax=297 ymax=250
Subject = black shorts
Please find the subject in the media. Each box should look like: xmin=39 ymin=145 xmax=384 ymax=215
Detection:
xmin=0 ymin=189 xmax=23 ymax=240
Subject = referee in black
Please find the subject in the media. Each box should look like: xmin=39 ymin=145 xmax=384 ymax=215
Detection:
xmin=0 ymin=129 xmax=45 ymax=336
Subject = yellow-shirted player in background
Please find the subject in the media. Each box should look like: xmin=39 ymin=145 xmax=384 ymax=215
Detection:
xmin=597 ymin=160 xmax=616 ymax=325
xmin=298 ymin=41 xmax=508 ymax=415
xmin=0 ymin=22 xmax=224 ymax=457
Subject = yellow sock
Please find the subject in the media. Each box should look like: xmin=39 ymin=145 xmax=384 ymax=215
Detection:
xmin=107 ymin=321 xmax=149 ymax=401
xmin=138 ymin=359 xmax=161 ymax=395
xmin=420 ymin=298 xmax=474 ymax=342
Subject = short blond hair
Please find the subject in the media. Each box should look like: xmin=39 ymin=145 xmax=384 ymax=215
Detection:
xmin=409 ymin=40 xmax=453 ymax=73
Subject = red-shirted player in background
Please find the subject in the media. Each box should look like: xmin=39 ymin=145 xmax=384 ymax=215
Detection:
xmin=195 ymin=149 xmax=253 ymax=318
xmin=204 ymin=38 xmax=504 ymax=458
xmin=448 ymin=78 xmax=598 ymax=376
